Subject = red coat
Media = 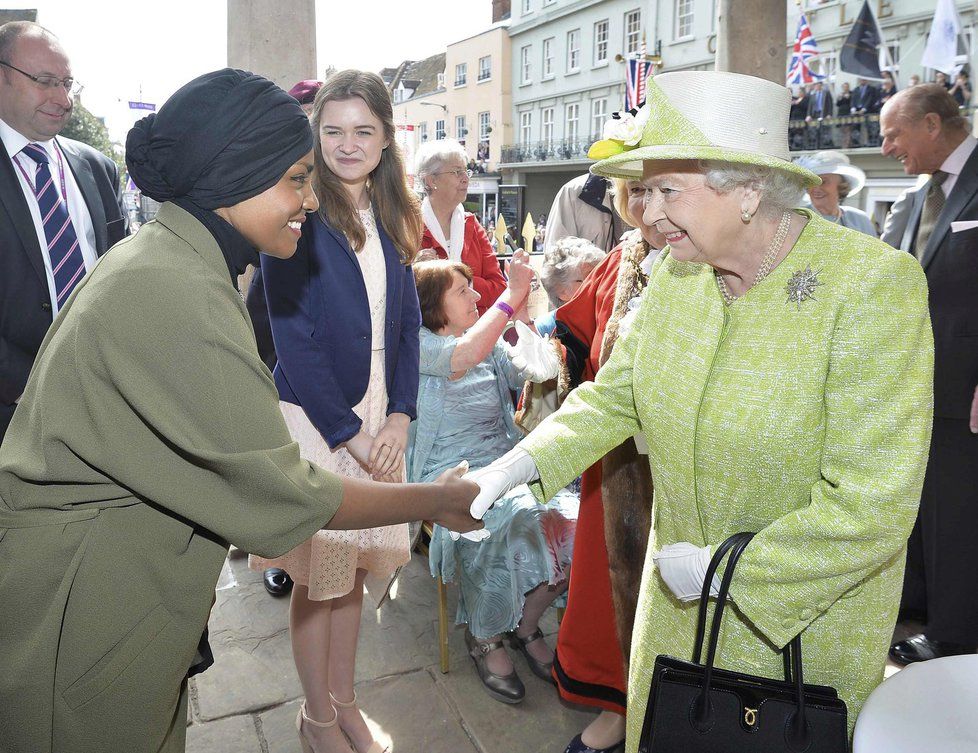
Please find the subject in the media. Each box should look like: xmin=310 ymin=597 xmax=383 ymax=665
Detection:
xmin=420 ymin=214 xmax=506 ymax=316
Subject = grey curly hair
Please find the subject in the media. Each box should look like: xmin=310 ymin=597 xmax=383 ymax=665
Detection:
xmin=540 ymin=237 xmax=606 ymax=307
xmin=698 ymin=161 xmax=807 ymax=219
xmin=414 ymin=138 xmax=468 ymax=196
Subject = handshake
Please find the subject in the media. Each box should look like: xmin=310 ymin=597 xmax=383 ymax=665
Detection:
xmin=452 ymin=446 xmax=540 ymax=542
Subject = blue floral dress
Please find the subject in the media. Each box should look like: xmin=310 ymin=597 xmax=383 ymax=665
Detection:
xmin=409 ymin=328 xmax=578 ymax=639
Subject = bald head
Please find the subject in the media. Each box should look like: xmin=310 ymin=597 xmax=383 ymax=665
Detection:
xmin=0 ymin=22 xmax=74 ymax=141
xmin=880 ymin=84 xmax=970 ymax=175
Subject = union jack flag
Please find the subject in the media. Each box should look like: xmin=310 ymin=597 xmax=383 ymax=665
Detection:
xmin=786 ymin=13 xmax=827 ymax=85
xmin=625 ymin=52 xmax=653 ymax=110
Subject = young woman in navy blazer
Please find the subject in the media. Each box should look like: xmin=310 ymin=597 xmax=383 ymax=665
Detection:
xmin=251 ymin=71 xmax=422 ymax=753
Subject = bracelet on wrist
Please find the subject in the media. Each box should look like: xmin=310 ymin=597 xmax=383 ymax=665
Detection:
xmin=494 ymin=300 xmax=515 ymax=319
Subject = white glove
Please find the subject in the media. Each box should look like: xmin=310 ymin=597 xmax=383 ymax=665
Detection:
xmin=651 ymin=542 xmax=718 ymax=602
xmin=507 ymin=320 xmax=560 ymax=383
xmin=451 ymin=447 xmax=539 ymax=542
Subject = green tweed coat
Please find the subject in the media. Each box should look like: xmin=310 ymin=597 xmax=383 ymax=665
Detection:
xmin=0 ymin=203 xmax=344 ymax=753
xmin=520 ymin=212 xmax=933 ymax=750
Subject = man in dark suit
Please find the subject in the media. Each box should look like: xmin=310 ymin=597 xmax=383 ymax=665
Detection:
xmin=880 ymin=84 xmax=978 ymax=664
xmin=805 ymin=81 xmax=834 ymax=148
xmin=0 ymin=21 xmax=126 ymax=442
xmin=851 ymin=78 xmax=880 ymax=146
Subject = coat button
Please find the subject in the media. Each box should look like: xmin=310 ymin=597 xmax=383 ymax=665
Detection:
xmin=800 ymin=609 xmax=813 ymax=621
xmin=782 ymin=618 xmax=795 ymax=630
xmin=41 ymin=302 xmax=52 ymax=311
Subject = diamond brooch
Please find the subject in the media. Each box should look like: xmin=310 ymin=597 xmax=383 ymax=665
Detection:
xmin=785 ymin=265 xmax=823 ymax=309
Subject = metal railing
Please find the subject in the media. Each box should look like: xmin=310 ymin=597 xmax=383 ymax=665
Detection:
xmin=500 ymin=135 xmax=598 ymax=164
xmin=501 ymin=107 xmax=977 ymax=161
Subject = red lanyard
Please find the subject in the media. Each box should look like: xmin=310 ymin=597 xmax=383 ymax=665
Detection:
xmin=13 ymin=143 xmax=69 ymax=203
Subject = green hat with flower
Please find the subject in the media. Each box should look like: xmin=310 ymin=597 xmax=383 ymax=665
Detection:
xmin=588 ymin=70 xmax=821 ymax=187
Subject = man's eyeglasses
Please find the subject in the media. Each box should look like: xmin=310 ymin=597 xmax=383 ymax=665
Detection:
xmin=0 ymin=61 xmax=83 ymax=96
xmin=435 ymin=168 xmax=474 ymax=179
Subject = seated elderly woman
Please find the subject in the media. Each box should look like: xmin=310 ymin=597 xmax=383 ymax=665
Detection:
xmin=795 ymin=150 xmax=877 ymax=236
xmin=415 ymin=138 xmax=506 ymax=315
xmin=535 ymin=236 xmax=606 ymax=336
xmin=408 ymin=253 xmax=578 ymax=705
xmin=469 ymin=71 xmax=933 ymax=750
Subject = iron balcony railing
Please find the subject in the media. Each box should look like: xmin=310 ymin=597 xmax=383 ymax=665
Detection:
xmin=502 ymin=107 xmax=977 ymax=162
xmin=500 ymin=135 xmax=599 ymax=164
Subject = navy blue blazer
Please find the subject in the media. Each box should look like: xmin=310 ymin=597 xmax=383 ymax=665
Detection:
xmin=262 ymin=212 xmax=421 ymax=449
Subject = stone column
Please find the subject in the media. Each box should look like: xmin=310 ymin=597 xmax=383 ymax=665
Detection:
xmin=715 ymin=0 xmax=787 ymax=84
xmin=227 ymin=0 xmax=317 ymax=91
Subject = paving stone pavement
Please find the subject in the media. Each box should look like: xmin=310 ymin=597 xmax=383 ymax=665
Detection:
xmin=185 ymin=549 xmax=594 ymax=753
xmin=186 ymin=549 xmax=918 ymax=753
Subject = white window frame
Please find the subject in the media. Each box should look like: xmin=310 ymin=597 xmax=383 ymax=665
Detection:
xmin=419 ymin=122 xmax=428 ymax=142
xmin=594 ymin=19 xmax=609 ymax=66
xmin=542 ymin=37 xmax=555 ymax=78
xmin=674 ymin=0 xmax=694 ymax=40
xmin=478 ymin=111 xmax=491 ymax=142
xmin=435 ymin=119 xmax=446 ymax=140
xmin=455 ymin=115 xmax=467 ymax=141
xmin=522 ymin=0 xmax=531 ymax=14
xmin=478 ymin=55 xmax=491 ymax=82
xmin=520 ymin=45 xmax=532 ymax=85
xmin=567 ymin=29 xmax=581 ymax=73
xmin=436 ymin=72 xmax=445 ymax=89
xmin=625 ymin=9 xmax=642 ymax=54
xmin=542 ymin=106 xmax=554 ymax=145
xmin=566 ymin=102 xmax=580 ymax=142
xmin=520 ymin=111 xmax=532 ymax=144
xmin=454 ymin=62 xmax=467 ymax=87
xmin=591 ymin=97 xmax=608 ymax=139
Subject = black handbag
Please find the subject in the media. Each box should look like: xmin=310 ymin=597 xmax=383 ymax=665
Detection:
xmin=638 ymin=532 xmax=849 ymax=753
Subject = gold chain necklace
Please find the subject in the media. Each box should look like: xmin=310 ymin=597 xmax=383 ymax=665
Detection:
xmin=716 ymin=210 xmax=792 ymax=306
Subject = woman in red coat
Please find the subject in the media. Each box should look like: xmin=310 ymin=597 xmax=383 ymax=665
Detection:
xmin=415 ymin=139 xmax=506 ymax=315
xmin=532 ymin=179 xmax=665 ymax=753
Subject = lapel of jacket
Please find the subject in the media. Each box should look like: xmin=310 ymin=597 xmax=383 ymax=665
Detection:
xmin=921 ymin=146 xmax=978 ymax=270
xmin=58 ymin=138 xmax=109 ymax=254
xmin=375 ymin=213 xmax=400 ymax=317
xmin=322 ymin=217 xmax=359 ymax=266
xmin=0 ymin=136 xmax=47 ymax=286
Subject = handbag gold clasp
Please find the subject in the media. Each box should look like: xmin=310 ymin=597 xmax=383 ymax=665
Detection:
xmin=744 ymin=707 xmax=758 ymax=727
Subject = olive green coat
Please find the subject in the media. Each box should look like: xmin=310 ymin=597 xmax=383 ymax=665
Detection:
xmin=0 ymin=203 xmax=344 ymax=753
xmin=520 ymin=212 xmax=933 ymax=750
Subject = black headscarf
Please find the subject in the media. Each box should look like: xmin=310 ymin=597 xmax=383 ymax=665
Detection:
xmin=126 ymin=68 xmax=313 ymax=285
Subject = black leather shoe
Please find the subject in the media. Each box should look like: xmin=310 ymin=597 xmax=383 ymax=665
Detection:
xmin=263 ymin=568 xmax=293 ymax=596
xmin=563 ymin=733 xmax=625 ymax=753
xmin=889 ymin=633 xmax=976 ymax=665
xmin=464 ymin=630 xmax=525 ymax=704
xmin=507 ymin=628 xmax=555 ymax=683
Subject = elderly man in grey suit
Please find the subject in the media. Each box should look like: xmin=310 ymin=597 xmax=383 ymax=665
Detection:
xmin=0 ymin=21 xmax=127 ymax=442
xmin=880 ymin=84 xmax=978 ymax=664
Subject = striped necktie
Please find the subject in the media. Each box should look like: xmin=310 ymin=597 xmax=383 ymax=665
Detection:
xmin=21 ymin=143 xmax=85 ymax=309
xmin=914 ymin=171 xmax=948 ymax=259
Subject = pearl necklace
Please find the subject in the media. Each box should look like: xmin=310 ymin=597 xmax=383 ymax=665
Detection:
xmin=716 ymin=210 xmax=792 ymax=306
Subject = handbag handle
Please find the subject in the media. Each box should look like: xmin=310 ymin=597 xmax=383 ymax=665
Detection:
xmin=690 ymin=532 xmax=810 ymax=751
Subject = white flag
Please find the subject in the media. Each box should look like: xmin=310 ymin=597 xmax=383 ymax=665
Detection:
xmin=921 ymin=0 xmax=962 ymax=75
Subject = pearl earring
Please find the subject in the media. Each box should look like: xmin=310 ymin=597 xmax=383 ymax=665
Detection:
xmin=741 ymin=210 xmax=752 ymax=223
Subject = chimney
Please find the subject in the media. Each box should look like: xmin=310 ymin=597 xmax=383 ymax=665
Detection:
xmin=492 ymin=0 xmax=510 ymax=23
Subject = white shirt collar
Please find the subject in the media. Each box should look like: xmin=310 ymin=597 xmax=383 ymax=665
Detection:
xmin=940 ymin=133 xmax=977 ymax=179
xmin=0 ymin=117 xmax=58 ymax=163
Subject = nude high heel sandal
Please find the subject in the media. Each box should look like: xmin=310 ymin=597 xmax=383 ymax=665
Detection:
xmin=329 ymin=691 xmax=391 ymax=753
xmin=295 ymin=701 xmax=342 ymax=753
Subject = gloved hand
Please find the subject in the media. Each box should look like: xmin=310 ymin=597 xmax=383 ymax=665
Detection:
xmin=507 ymin=321 xmax=560 ymax=383
xmin=651 ymin=542 xmax=718 ymax=602
xmin=451 ymin=447 xmax=540 ymax=542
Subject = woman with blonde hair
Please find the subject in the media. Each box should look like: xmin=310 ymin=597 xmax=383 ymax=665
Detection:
xmin=250 ymin=70 xmax=423 ymax=753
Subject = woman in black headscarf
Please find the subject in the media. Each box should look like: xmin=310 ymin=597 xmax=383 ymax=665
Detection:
xmin=0 ymin=69 xmax=480 ymax=753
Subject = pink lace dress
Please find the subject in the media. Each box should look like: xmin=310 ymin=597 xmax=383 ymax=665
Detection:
xmin=250 ymin=209 xmax=411 ymax=600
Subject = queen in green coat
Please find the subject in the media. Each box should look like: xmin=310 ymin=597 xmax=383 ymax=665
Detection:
xmin=467 ymin=71 xmax=933 ymax=752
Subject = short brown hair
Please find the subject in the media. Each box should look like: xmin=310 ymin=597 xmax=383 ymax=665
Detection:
xmin=413 ymin=260 xmax=473 ymax=331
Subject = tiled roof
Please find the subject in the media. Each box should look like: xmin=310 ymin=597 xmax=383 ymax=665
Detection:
xmin=383 ymin=52 xmax=445 ymax=100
